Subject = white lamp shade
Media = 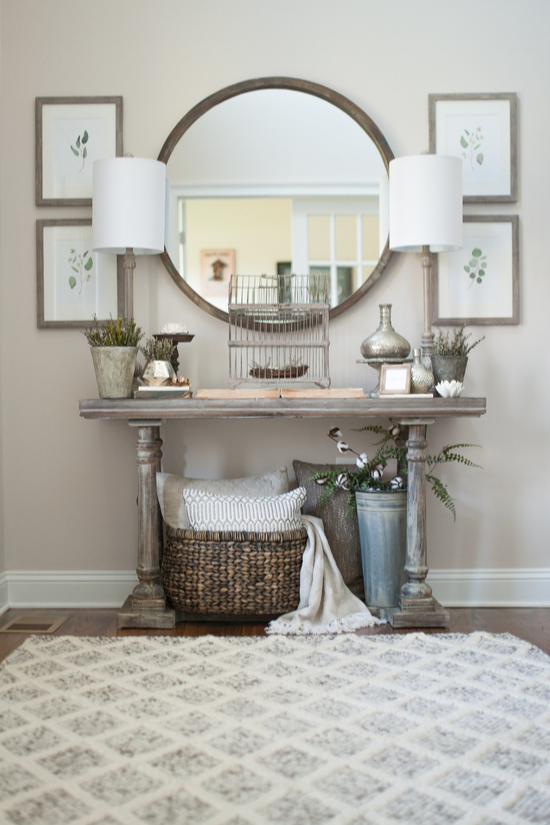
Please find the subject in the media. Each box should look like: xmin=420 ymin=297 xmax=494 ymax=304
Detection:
xmin=389 ymin=155 xmax=463 ymax=253
xmin=92 ymin=157 xmax=166 ymax=255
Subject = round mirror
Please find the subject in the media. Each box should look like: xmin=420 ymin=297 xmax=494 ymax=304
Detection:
xmin=159 ymin=78 xmax=394 ymax=322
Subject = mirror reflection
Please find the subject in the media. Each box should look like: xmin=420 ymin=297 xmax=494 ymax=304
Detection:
xmin=165 ymin=89 xmax=389 ymax=313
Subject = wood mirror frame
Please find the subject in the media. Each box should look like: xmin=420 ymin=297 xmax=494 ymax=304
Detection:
xmin=158 ymin=77 xmax=394 ymax=323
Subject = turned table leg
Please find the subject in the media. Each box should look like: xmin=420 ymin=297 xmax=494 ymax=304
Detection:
xmin=117 ymin=421 xmax=175 ymax=629
xmin=387 ymin=419 xmax=450 ymax=629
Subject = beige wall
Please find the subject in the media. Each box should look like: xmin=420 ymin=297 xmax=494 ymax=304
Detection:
xmin=0 ymin=2 xmax=3 ymax=576
xmin=185 ymin=198 xmax=292 ymax=302
xmin=0 ymin=0 xmax=548 ymax=579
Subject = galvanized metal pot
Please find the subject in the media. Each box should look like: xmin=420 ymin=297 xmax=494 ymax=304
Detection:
xmin=431 ymin=356 xmax=468 ymax=395
xmin=90 ymin=346 xmax=138 ymax=399
xmin=355 ymin=489 xmax=407 ymax=609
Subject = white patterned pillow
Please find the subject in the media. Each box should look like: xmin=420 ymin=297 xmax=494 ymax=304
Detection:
xmin=156 ymin=467 xmax=290 ymax=529
xmin=183 ymin=487 xmax=306 ymax=533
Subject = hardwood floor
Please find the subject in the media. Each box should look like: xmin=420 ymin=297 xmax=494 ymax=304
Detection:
xmin=1 ymin=607 xmax=549 ymax=662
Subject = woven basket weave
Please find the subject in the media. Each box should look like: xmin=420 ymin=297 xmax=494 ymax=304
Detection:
xmin=162 ymin=526 xmax=307 ymax=616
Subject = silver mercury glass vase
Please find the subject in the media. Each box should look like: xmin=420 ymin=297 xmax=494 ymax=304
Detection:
xmin=410 ymin=348 xmax=434 ymax=394
xmin=360 ymin=304 xmax=411 ymax=360
xmin=142 ymin=359 xmax=176 ymax=386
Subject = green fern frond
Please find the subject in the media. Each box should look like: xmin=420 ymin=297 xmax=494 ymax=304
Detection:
xmin=383 ymin=446 xmax=408 ymax=462
xmin=438 ymin=453 xmax=483 ymax=469
xmin=354 ymin=425 xmax=390 ymax=436
xmin=353 ymin=424 xmax=394 ymax=446
xmin=427 ymin=444 xmax=481 ymax=467
xmin=441 ymin=443 xmax=481 ymax=454
xmin=344 ymin=492 xmax=357 ymax=515
xmin=427 ymin=475 xmax=457 ymax=521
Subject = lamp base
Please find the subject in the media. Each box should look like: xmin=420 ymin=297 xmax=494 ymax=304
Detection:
xmin=421 ymin=331 xmax=434 ymax=371
xmin=421 ymin=247 xmax=435 ymax=371
xmin=123 ymin=248 xmax=136 ymax=318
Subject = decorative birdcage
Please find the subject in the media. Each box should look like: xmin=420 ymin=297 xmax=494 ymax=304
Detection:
xmin=228 ymin=274 xmax=330 ymax=388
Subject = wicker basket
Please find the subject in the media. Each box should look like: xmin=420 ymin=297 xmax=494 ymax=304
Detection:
xmin=162 ymin=526 xmax=307 ymax=616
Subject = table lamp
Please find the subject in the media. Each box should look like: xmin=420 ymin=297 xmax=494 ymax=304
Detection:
xmin=389 ymin=154 xmax=462 ymax=364
xmin=92 ymin=156 xmax=166 ymax=318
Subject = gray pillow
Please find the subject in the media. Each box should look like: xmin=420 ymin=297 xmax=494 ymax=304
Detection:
xmin=157 ymin=466 xmax=290 ymax=529
xmin=293 ymin=460 xmax=364 ymax=600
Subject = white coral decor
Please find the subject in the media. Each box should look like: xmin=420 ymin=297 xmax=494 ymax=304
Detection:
xmin=435 ymin=380 xmax=464 ymax=398
xmin=160 ymin=322 xmax=189 ymax=334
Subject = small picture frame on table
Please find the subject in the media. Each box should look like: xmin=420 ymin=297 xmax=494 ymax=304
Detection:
xmin=432 ymin=215 xmax=519 ymax=326
xmin=35 ymin=96 xmax=123 ymax=206
xmin=429 ymin=92 xmax=518 ymax=203
xmin=379 ymin=363 xmax=411 ymax=395
xmin=37 ymin=219 xmax=124 ymax=329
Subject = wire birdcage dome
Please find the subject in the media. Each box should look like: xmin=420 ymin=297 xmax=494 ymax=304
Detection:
xmin=228 ymin=274 xmax=330 ymax=388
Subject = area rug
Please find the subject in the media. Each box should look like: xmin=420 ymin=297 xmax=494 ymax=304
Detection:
xmin=0 ymin=633 xmax=549 ymax=825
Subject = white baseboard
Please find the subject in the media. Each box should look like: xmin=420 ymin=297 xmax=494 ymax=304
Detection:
xmin=427 ymin=568 xmax=550 ymax=607
xmin=0 ymin=569 xmax=548 ymax=610
xmin=0 ymin=573 xmax=9 ymax=616
xmin=5 ymin=571 xmax=139 ymax=609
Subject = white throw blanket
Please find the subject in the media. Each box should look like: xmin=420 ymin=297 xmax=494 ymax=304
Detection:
xmin=267 ymin=514 xmax=385 ymax=635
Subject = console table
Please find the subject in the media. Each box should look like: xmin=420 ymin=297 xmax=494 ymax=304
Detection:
xmin=79 ymin=396 xmax=486 ymax=630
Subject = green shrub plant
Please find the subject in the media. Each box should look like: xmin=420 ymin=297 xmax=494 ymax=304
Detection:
xmin=83 ymin=316 xmax=144 ymax=348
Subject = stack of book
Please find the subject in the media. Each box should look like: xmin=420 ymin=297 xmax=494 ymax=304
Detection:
xmin=134 ymin=384 xmax=191 ymax=400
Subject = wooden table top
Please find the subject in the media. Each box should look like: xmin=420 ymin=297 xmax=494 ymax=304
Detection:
xmin=79 ymin=396 xmax=487 ymax=422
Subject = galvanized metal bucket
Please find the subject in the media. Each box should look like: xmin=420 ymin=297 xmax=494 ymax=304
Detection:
xmin=431 ymin=355 xmax=468 ymax=393
xmin=355 ymin=489 xmax=407 ymax=608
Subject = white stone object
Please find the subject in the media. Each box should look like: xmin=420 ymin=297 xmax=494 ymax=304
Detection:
xmin=435 ymin=379 xmax=464 ymax=397
xmin=160 ymin=322 xmax=189 ymax=334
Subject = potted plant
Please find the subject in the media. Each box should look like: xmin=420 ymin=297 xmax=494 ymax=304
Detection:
xmin=140 ymin=337 xmax=176 ymax=386
xmin=431 ymin=326 xmax=484 ymax=393
xmin=84 ymin=315 xmax=144 ymax=399
xmin=313 ymin=424 xmax=481 ymax=611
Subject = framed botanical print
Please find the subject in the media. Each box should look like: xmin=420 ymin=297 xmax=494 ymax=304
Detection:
xmin=37 ymin=219 xmax=124 ymax=328
xmin=429 ymin=93 xmax=518 ymax=203
xmin=200 ymin=248 xmax=235 ymax=297
xmin=432 ymin=215 xmax=519 ymax=326
xmin=35 ymin=96 xmax=123 ymax=206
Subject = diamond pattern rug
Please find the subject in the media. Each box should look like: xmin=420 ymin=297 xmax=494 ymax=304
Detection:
xmin=0 ymin=632 xmax=549 ymax=824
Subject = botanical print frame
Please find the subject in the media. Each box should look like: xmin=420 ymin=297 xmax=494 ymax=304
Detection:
xmin=36 ymin=96 xmax=123 ymax=206
xmin=432 ymin=215 xmax=519 ymax=326
xmin=429 ymin=93 xmax=518 ymax=203
xmin=37 ymin=219 xmax=124 ymax=329
xmin=200 ymin=248 xmax=235 ymax=297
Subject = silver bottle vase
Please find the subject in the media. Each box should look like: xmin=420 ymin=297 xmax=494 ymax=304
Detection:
xmin=360 ymin=304 xmax=410 ymax=360
xmin=410 ymin=348 xmax=434 ymax=394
